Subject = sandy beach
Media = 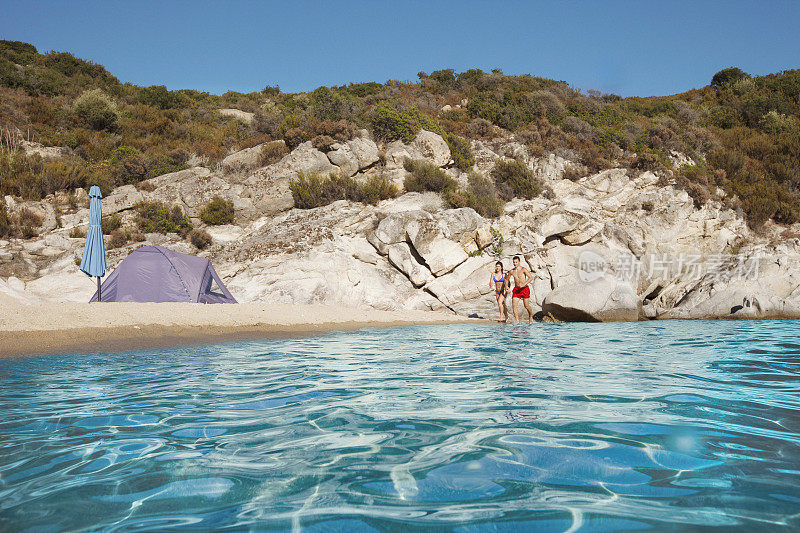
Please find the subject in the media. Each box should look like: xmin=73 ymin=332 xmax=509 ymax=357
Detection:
xmin=0 ymin=297 xmax=480 ymax=358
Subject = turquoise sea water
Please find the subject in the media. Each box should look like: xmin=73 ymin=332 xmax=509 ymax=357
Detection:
xmin=1 ymin=321 xmax=799 ymax=532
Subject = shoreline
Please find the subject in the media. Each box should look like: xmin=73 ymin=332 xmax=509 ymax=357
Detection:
xmin=0 ymin=302 xmax=482 ymax=359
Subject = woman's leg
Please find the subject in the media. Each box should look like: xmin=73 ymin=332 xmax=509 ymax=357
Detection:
xmin=496 ymin=294 xmax=505 ymax=320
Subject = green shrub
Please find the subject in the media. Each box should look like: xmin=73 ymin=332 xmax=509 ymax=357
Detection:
xmin=429 ymin=69 xmax=457 ymax=86
xmin=403 ymin=159 xmax=458 ymax=193
xmin=44 ymin=158 xmax=93 ymax=191
xmin=490 ymin=159 xmax=543 ymax=200
xmin=144 ymin=153 xmax=187 ymax=180
xmin=200 ymin=196 xmax=235 ymax=225
xmin=711 ymin=67 xmax=750 ymax=87
xmin=136 ymin=202 xmax=193 ymax=235
xmin=101 ymin=213 xmax=121 ymax=234
xmin=289 ymin=171 xmax=359 ymax=209
xmin=445 ymin=172 xmax=504 ymax=218
xmin=704 ymin=105 xmax=741 ymax=129
xmin=353 ymin=174 xmax=399 ymax=204
xmin=760 ymin=110 xmax=799 ymax=134
xmin=444 ymin=133 xmax=475 ymax=171
xmin=369 ymin=102 xmax=418 ymax=142
xmin=262 ymin=84 xmax=280 ymax=96
xmin=138 ymin=85 xmax=182 ymax=109
xmin=289 ymin=171 xmax=333 ymax=209
xmin=0 ymin=40 xmax=38 ymax=65
xmin=73 ymin=89 xmax=119 ymax=131
xmin=42 ymin=51 xmax=114 ymax=81
xmin=189 ymin=228 xmax=212 ymax=249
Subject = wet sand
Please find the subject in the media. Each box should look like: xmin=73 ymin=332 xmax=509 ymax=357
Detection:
xmin=0 ymin=301 xmax=480 ymax=358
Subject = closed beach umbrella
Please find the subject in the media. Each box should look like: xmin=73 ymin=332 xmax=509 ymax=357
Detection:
xmin=80 ymin=185 xmax=107 ymax=301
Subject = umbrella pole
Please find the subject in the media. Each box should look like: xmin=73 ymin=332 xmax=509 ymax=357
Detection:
xmin=97 ymin=276 xmax=101 ymax=302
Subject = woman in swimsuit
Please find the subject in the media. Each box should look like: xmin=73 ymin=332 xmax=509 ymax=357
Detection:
xmin=490 ymin=261 xmax=508 ymax=322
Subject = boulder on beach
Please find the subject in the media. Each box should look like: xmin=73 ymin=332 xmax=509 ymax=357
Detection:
xmin=542 ymin=276 xmax=641 ymax=322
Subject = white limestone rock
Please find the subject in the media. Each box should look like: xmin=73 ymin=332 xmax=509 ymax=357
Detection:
xmin=542 ymin=276 xmax=641 ymax=322
xmin=326 ymin=137 xmax=380 ymax=177
xmin=218 ymin=108 xmax=255 ymax=124
xmin=220 ymin=143 xmax=270 ymax=174
xmin=384 ymin=130 xmax=451 ymax=170
xmin=103 ymin=185 xmax=145 ymax=215
xmin=387 ymin=242 xmax=434 ymax=287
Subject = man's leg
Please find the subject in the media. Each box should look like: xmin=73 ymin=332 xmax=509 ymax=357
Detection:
xmin=512 ymin=296 xmax=520 ymax=323
xmin=523 ymin=298 xmax=534 ymax=323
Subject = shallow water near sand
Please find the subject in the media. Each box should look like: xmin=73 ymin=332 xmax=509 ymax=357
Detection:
xmin=1 ymin=320 xmax=799 ymax=532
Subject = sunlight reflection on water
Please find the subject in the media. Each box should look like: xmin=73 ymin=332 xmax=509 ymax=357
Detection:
xmin=1 ymin=320 xmax=799 ymax=531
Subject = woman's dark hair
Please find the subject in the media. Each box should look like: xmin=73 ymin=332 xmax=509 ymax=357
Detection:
xmin=495 ymin=261 xmax=503 ymax=269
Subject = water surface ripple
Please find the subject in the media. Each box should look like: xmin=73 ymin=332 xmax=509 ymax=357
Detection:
xmin=1 ymin=320 xmax=799 ymax=531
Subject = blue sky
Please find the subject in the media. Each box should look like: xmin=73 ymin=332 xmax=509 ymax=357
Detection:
xmin=1 ymin=1 xmax=798 ymax=97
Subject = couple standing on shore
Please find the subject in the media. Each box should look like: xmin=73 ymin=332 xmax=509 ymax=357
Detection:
xmin=491 ymin=256 xmax=534 ymax=323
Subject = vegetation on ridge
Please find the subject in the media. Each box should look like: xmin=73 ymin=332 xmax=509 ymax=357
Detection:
xmin=1 ymin=39 xmax=799 ymax=227
xmin=288 ymin=171 xmax=398 ymax=209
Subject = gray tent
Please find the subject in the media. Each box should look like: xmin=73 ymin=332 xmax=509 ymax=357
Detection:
xmin=91 ymin=245 xmax=237 ymax=303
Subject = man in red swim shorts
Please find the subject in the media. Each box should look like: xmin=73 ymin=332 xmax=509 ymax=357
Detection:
xmin=509 ymin=255 xmax=535 ymax=323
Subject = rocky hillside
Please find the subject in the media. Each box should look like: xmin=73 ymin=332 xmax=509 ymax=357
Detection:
xmin=3 ymin=126 xmax=800 ymax=321
xmin=2 ymin=42 xmax=800 ymax=320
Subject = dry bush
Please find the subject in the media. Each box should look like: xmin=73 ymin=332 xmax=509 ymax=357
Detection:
xmin=311 ymin=134 xmax=336 ymax=152
xmin=68 ymin=226 xmax=85 ymax=238
xmin=289 ymin=171 xmax=398 ymax=209
xmin=467 ymin=118 xmax=496 ymax=138
xmin=189 ymin=228 xmax=212 ymax=249
xmin=563 ymin=165 xmax=589 ymax=181
xmin=108 ymin=229 xmax=128 ymax=249
xmin=18 ymin=207 xmax=42 ymax=227
xmin=562 ymin=116 xmax=592 ymax=140
xmin=258 ymin=140 xmax=289 ymax=166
